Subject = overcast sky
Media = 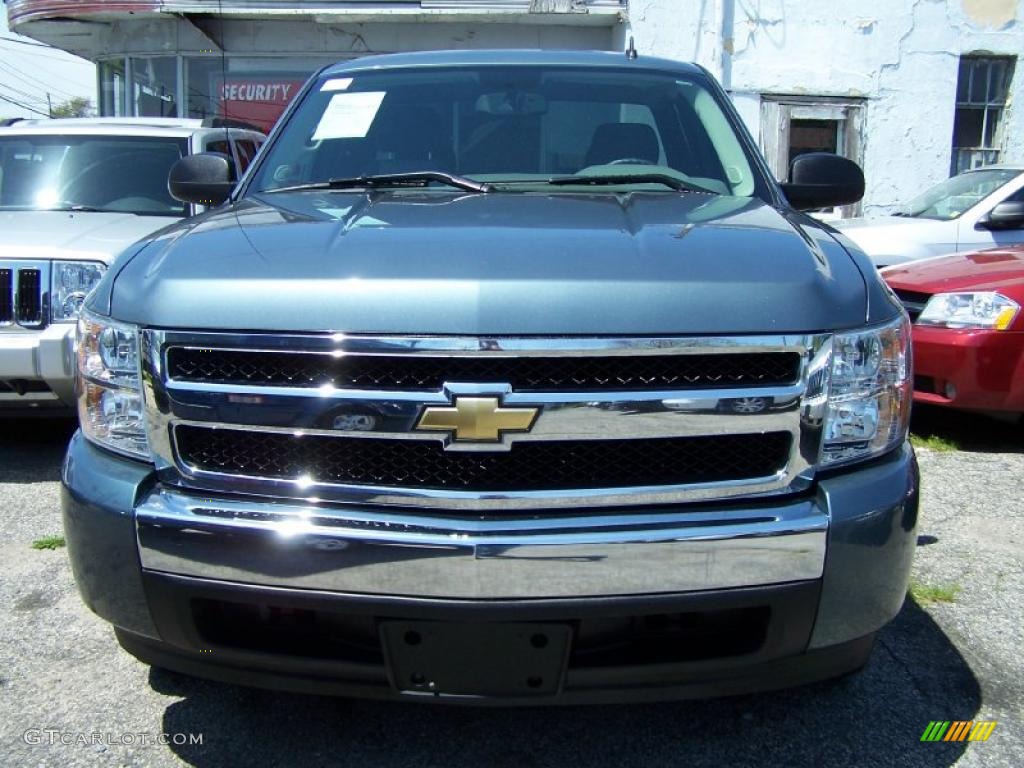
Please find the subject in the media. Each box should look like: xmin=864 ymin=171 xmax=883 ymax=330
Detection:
xmin=0 ymin=10 xmax=96 ymax=119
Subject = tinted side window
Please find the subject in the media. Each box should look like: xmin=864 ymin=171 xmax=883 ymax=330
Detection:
xmin=205 ymin=139 xmax=238 ymax=181
xmin=235 ymin=140 xmax=258 ymax=173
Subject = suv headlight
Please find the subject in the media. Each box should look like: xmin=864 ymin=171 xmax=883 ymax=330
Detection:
xmin=77 ymin=310 xmax=150 ymax=459
xmin=820 ymin=314 xmax=912 ymax=467
xmin=917 ymin=291 xmax=1019 ymax=330
xmin=52 ymin=261 xmax=106 ymax=322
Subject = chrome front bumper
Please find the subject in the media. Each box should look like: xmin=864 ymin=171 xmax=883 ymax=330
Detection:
xmin=136 ymin=487 xmax=828 ymax=599
xmin=65 ymin=431 xmax=918 ymax=662
xmin=0 ymin=324 xmax=76 ymax=405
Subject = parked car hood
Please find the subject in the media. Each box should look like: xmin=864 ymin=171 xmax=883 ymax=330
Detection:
xmin=883 ymin=246 xmax=1024 ymax=297
xmin=0 ymin=210 xmax=179 ymax=263
xmin=833 ymin=215 xmax=957 ymax=266
xmin=105 ymin=190 xmax=875 ymax=335
xmin=833 ymin=215 xmax=926 ymax=232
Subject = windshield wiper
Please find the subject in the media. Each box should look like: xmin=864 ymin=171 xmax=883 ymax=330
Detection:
xmin=544 ymin=174 xmax=715 ymax=194
xmin=49 ymin=203 xmax=108 ymax=213
xmin=264 ymin=171 xmax=492 ymax=195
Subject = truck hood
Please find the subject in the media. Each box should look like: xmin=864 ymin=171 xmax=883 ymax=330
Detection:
xmin=107 ymin=190 xmax=871 ymax=335
xmin=0 ymin=210 xmax=179 ymax=263
xmin=883 ymin=246 xmax=1024 ymax=297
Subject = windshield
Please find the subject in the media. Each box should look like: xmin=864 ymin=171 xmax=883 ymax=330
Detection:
xmin=899 ymin=168 xmax=1020 ymax=220
xmin=0 ymin=134 xmax=188 ymax=216
xmin=249 ymin=66 xmax=765 ymax=198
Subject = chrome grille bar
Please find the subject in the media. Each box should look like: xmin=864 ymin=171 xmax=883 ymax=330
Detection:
xmin=16 ymin=268 xmax=43 ymax=326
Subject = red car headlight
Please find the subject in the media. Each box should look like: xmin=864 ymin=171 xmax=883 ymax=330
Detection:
xmin=918 ymin=291 xmax=1020 ymax=330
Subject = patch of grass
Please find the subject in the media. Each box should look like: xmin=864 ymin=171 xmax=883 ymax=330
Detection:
xmin=31 ymin=535 xmax=65 ymax=551
xmin=909 ymin=580 xmax=962 ymax=604
xmin=910 ymin=432 xmax=960 ymax=452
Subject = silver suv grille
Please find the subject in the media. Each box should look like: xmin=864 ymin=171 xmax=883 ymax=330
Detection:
xmin=142 ymin=332 xmax=831 ymax=511
xmin=0 ymin=261 xmax=50 ymax=329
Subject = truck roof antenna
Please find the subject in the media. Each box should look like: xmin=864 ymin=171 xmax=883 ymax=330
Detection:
xmin=626 ymin=36 xmax=638 ymax=60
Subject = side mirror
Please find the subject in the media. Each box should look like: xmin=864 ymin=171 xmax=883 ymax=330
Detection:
xmin=978 ymin=200 xmax=1024 ymax=230
xmin=781 ymin=152 xmax=865 ymax=211
xmin=168 ymin=153 xmax=234 ymax=206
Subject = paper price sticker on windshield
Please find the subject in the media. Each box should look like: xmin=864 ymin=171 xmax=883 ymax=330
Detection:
xmin=320 ymin=78 xmax=353 ymax=92
xmin=312 ymin=92 xmax=386 ymax=140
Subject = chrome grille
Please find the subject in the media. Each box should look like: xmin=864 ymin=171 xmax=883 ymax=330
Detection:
xmin=0 ymin=261 xmax=50 ymax=330
xmin=143 ymin=331 xmax=832 ymax=511
xmin=166 ymin=348 xmax=802 ymax=391
xmin=175 ymin=426 xmax=793 ymax=493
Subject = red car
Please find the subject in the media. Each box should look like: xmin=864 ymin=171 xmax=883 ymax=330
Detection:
xmin=883 ymin=245 xmax=1024 ymax=417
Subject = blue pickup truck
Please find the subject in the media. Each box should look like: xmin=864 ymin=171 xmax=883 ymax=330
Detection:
xmin=62 ymin=49 xmax=917 ymax=704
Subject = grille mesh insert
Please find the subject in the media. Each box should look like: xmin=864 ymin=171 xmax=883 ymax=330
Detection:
xmin=175 ymin=426 xmax=792 ymax=492
xmin=167 ymin=348 xmax=801 ymax=392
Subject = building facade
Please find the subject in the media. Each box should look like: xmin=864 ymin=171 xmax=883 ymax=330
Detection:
xmin=7 ymin=0 xmax=1023 ymax=215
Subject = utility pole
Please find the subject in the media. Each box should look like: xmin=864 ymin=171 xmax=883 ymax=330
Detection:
xmin=46 ymin=92 xmax=52 ymax=117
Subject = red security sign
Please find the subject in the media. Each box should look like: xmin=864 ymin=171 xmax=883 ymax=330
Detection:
xmin=217 ymin=78 xmax=305 ymax=132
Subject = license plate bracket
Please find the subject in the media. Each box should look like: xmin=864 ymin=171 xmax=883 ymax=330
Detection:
xmin=380 ymin=620 xmax=571 ymax=698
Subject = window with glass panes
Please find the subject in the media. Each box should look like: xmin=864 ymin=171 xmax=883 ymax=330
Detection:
xmin=950 ymin=56 xmax=1016 ymax=175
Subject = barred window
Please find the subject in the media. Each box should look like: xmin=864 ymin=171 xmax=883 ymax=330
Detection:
xmin=950 ymin=56 xmax=1016 ymax=175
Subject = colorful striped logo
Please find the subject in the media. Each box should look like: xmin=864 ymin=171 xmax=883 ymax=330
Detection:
xmin=920 ymin=721 xmax=997 ymax=742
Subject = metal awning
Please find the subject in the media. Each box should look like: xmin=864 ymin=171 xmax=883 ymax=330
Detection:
xmin=8 ymin=0 xmax=627 ymax=25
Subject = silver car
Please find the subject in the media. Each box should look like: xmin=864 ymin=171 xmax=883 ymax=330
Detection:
xmin=0 ymin=118 xmax=264 ymax=410
xmin=835 ymin=165 xmax=1024 ymax=267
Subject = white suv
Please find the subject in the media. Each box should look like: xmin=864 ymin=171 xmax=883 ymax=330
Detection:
xmin=0 ymin=118 xmax=264 ymax=410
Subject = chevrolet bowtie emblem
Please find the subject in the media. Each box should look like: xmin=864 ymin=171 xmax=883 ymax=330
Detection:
xmin=416 ymin=397 xmax=539 ymax=442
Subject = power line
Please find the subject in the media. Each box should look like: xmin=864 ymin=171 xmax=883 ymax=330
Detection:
xmin=0 ymin=58 xmax=85 ymax=102
xmin=0 ymin=79 xmax=51 ymax=106
xmin=0 ymin=38 xmax=93 ymax=63
xmin=0 ymin=90 xmax=49 ymax=116
xmin=0 ymin=92 xmax=49 ymax=116
xmin=0 ymin=84 xmax=50 ymax=113
xmin=0 ymin=34 xmax=53 ymax=48
xmin=0 ymin=52 xmax=92 ymax=93
xmin=0 ymin=53 xmax=96 ymax=101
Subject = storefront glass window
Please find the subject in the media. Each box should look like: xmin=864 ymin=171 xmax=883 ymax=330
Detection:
xmin=98 ymin=59 xmax=126 ymax=117
xmin=130 ymin=57 xmax=179 ymax=117
xmin=103 ymin=54 xmax=340 ymax=128
xmin=185 ymin=57 xmax=222 ymax=122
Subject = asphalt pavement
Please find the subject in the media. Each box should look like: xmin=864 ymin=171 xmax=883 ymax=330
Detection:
xmin=0 ymin=408 xmax=1020 ymax=768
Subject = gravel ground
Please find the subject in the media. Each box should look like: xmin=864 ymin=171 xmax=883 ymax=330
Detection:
xmin=0 ymin=407 xmax=1021 ymax=768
